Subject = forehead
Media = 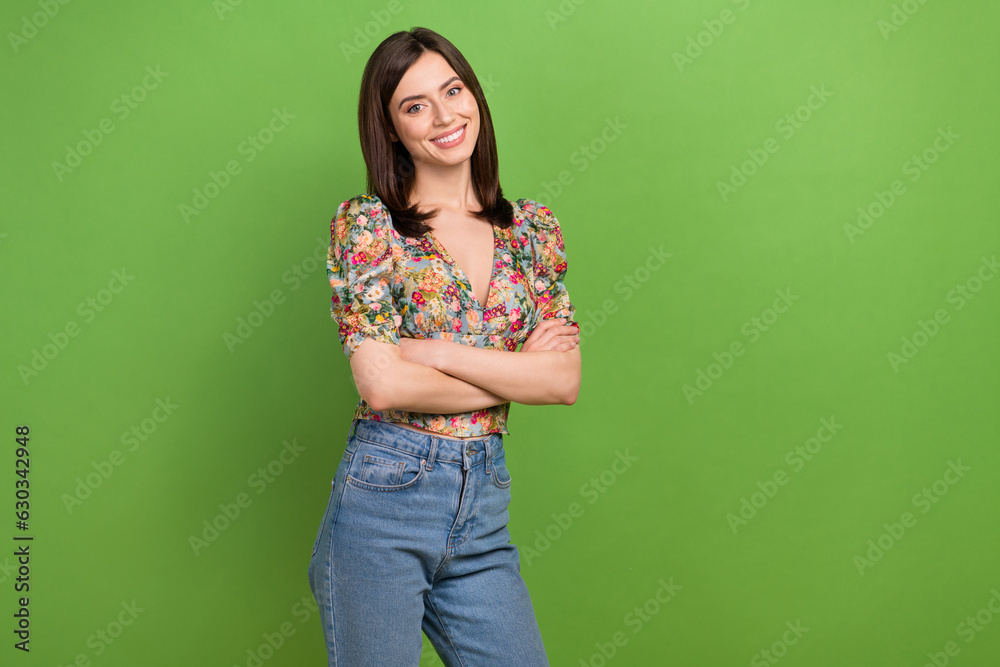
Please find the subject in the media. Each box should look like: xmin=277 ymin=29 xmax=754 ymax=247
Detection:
xmin=391 ymin=51 xmax=459 ymax=104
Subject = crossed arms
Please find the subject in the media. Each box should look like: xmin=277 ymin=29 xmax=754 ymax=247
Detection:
xmin=349 ymin=318 xmax=581 ymax=414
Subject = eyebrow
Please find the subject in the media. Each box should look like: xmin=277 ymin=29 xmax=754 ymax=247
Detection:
xmin=397 ymin=76 xmax=462 ymax=110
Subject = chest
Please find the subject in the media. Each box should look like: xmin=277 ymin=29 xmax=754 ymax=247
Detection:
xmin=424 ymin=211 xmax=498 ymax=309
xmin=396 ymin=214 xmax=535 ymax=338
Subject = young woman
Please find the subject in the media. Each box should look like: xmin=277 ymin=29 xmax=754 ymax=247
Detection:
xmin=308 ymin=26 xmax=581 ymax=666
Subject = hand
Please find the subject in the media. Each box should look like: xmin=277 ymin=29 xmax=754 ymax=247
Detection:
xmin=520 ymin=318 xmax=579 ymax=353
xmin=398 ymin=336 xmax=444 ymax=369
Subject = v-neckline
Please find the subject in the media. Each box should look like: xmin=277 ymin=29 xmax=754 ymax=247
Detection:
xmin=426 ymin=223 xmax=498 ymax=310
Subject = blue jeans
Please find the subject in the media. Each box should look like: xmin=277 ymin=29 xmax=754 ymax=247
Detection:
xmin=308 ymin=418 xmax=549 ymax=666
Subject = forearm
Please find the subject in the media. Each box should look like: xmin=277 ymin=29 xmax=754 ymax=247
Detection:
xmin=386 ymin=360 xmax=511 ymax=413
xmin=351 ymin=340 xmax=508 ymax=414
xmin=434 ymin=343 xmax=581 ymax=406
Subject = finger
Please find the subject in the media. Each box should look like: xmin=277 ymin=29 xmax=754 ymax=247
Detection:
xmin=527 ymin=327 xmax=567 ymax=348
xmin=546 ymin=319 xmax=578 ymax=333
xmin=536 ymin=326 xmax=578 ymax=348
xmin=527 ymin=330 xmax=578 ymax=353
xmin=534 ymin=318 xmax=578 ymax=337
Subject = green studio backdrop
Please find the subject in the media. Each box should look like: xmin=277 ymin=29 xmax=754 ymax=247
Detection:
xmin=2 ymin=0 xmax=999 ymax=665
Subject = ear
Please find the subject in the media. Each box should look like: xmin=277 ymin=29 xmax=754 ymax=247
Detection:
xmin=387 ymin=124 xmax=399 ymax=142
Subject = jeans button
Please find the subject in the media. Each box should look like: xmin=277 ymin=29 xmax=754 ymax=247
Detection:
xmin=466 ymin=444 xmax=476 ymax=456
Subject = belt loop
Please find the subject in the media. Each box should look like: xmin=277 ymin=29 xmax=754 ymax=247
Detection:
xmin=426 ymin=436 xmax=438 ymax=471
xmin=347 ymin=418 xmax=358 ymax=444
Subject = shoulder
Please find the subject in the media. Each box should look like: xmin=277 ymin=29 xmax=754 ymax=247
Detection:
xmin=335 ymin=193 xmax=388 ymax=224
xmin=510 ymin=198 xmax=565 ymax=249
xmin=332 ymin=193 xmax=396 ymax=243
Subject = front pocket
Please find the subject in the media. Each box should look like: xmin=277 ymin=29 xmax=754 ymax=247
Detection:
xmin=490 ymin=448 xmax=513 ymax=489
xmin=358 ymin=453 xmax=405 ymax=486
xmin=346 ymin=443 xmax=426 ymax=492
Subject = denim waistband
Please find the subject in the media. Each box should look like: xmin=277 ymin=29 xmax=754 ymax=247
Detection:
xmin=349 ymin=418 xmax=503 ymax=472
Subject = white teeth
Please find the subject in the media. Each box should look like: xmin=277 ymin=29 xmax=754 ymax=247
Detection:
xmin=432 ymin=126 xmax=464 ymax=143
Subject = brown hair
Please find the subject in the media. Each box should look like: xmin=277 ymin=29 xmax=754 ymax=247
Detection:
xmin=357 ymin=27 xmax=513 ymax=237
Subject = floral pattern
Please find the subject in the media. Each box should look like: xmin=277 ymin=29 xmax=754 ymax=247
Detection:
xmin=327 ymin=193 xmax=577 ymax=437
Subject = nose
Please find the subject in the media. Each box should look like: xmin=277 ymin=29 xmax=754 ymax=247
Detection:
xmin=434 ymin=102 xmax=455 ymax=126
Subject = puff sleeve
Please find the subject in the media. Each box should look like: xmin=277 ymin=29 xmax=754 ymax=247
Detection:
xmin=525 ymin=200 xmax=578 ymax=330
xmin=327 ymin=195 xmax=401 ymax=359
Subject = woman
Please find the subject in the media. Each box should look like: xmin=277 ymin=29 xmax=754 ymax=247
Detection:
xmin=308 ymin=26 xmax=581 ymax=666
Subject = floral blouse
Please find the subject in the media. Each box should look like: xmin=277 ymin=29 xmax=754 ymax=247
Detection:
xmin=327 ymin=193 xmax=578 ymax=437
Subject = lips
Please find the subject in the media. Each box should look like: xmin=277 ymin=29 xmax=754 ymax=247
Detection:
xmin=431 ymin=124 xmax=466 ymax=143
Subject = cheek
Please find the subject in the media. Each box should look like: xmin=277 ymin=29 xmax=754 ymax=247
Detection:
xmin=456 ymin=97 xmax=479 ymax=120
xmin=463 ymin=107 xmax=481 ymax=138
xmin=397 ymin=117 xmax=427 ymax=143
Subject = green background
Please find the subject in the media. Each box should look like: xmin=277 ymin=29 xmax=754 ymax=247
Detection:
xmin=3 ymin=0 xmax=999 ymax=665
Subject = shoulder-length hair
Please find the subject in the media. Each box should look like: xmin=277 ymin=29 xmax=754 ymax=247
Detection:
xmin=357 ymin=26 xmax=514 ymax=238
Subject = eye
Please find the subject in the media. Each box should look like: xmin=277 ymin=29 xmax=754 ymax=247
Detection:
xmin=405 ymin=86 xmax=462 ymax=114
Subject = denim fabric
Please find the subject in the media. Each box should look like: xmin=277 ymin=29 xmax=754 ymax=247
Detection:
xmin=308 ymin=418 xmax=549 ymax=666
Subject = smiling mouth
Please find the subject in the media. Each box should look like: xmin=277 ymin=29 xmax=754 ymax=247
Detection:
xmin=431 ymin=124 xmax=466 ymax=144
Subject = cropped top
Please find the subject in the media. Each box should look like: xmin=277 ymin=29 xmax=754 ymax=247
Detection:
xmin=326 ymin=193 xmax=578 ymax=437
